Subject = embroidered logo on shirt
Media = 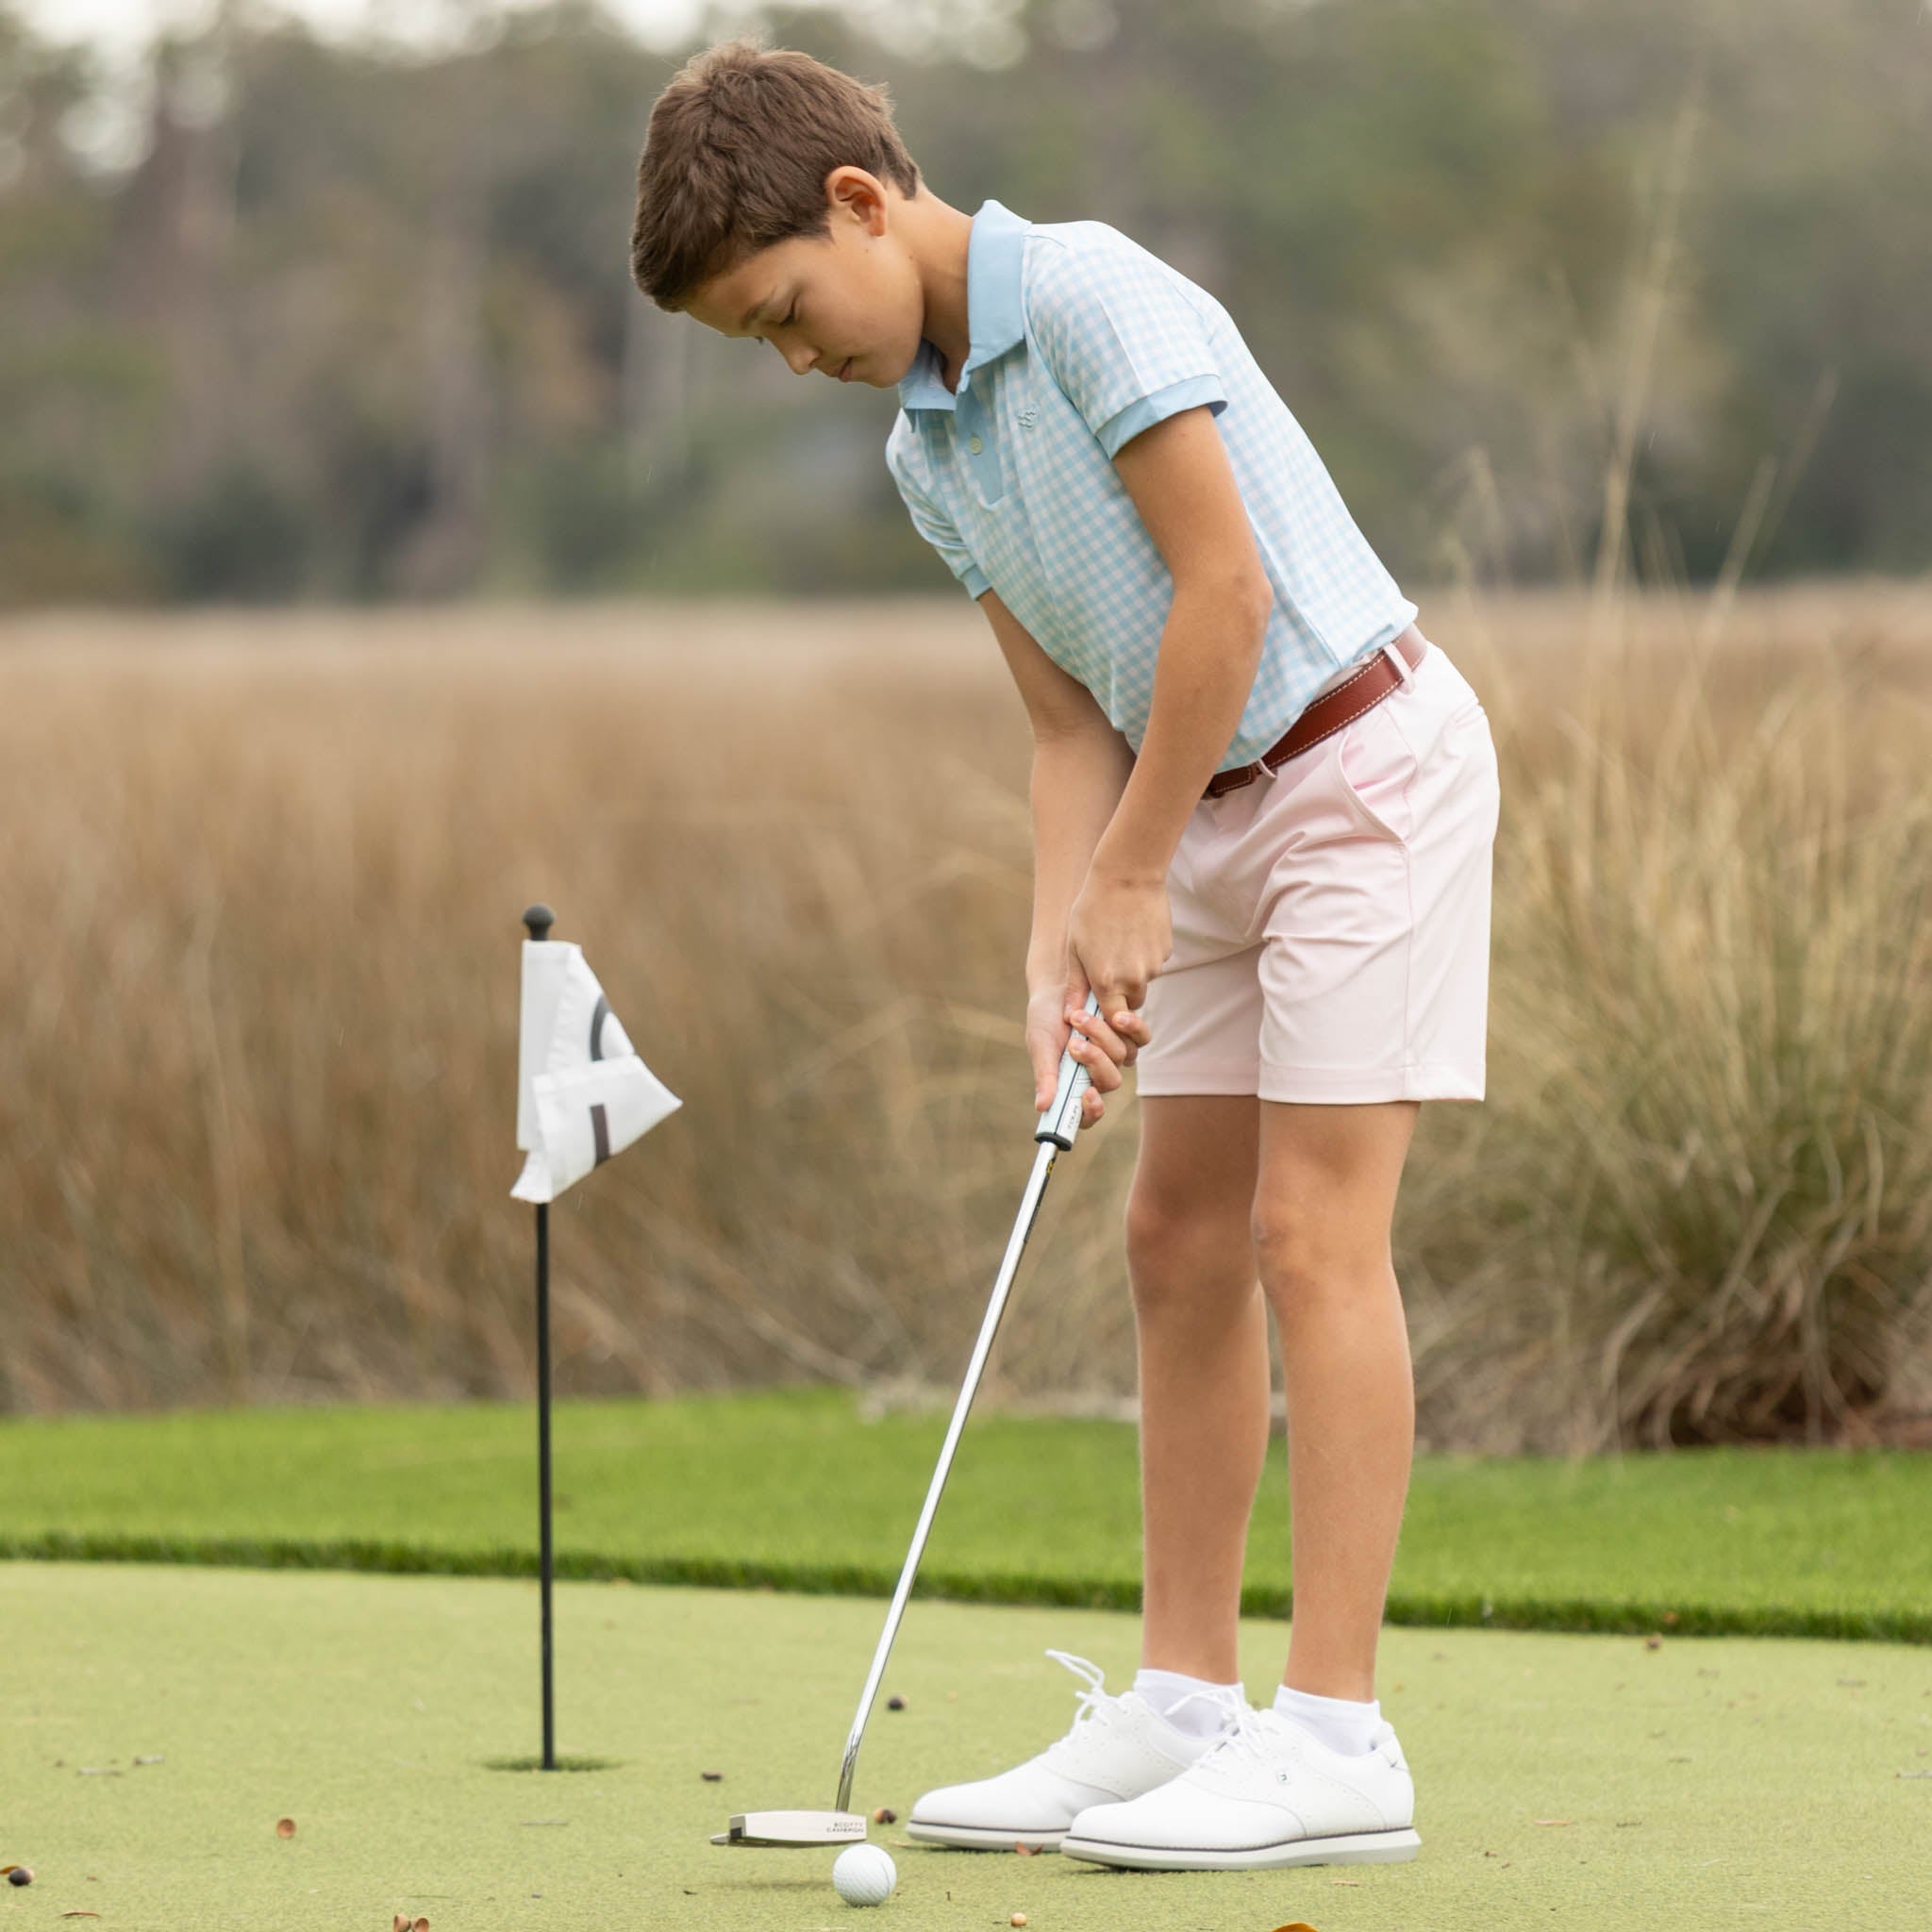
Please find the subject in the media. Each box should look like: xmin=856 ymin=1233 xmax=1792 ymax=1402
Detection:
xmin=1018 ymin=407 xmax=1039 ymax=427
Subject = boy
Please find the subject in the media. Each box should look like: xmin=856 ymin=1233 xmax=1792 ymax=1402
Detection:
xmin=633 ymin=36 xmax=1499 ymax=1873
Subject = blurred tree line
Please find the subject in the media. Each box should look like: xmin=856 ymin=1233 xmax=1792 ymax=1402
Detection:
xmin=0 ymin=0 xmax=1924 ymax=606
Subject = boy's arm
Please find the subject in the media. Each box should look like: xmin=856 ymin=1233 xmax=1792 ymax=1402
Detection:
xmin=1099 ymin=404 xmax=1274 ymax=878
xmin=1022 ymin=244 xmax=1274 ymax=1031
xmin=1064 ymin=404 xmax=1273 ymax=1025
xmin=976 ymin=586 xmax=1136 ymax=1122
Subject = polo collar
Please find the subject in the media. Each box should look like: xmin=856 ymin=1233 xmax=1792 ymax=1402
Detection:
xmin=896 ymin=197 xmax=1029 ymax=414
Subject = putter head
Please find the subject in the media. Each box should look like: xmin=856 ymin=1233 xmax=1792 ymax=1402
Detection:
xmin=709 ymin=1809 xmax=869 ymax=1849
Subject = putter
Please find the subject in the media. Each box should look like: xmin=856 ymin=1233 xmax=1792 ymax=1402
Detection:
xmin=712 ymin=991 xmax=1104 ymax=1848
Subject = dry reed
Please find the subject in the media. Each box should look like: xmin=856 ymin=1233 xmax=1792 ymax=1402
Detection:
xmin=0 ymin=583 xmax=1927 ymax=1447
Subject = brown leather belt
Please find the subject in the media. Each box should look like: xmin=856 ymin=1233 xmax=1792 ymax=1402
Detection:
xmin=1204 ymin=625 xmax=1427 ymax=799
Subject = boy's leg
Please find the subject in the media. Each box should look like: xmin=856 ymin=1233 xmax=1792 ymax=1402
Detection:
xmin=1126 ymin=1091 xmax=1272 ymax=1686
xmin=904 ymin=1091 xmax=1265 ymax=1851
xmin=1254 ymin=1096 xmax=1419 ymax=1702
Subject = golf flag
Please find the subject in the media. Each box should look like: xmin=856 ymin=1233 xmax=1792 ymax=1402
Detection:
xmin=511 ymin=940 xmax=680 ymax=1203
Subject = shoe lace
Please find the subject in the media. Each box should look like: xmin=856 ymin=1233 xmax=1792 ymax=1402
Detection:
xmin=1039 ymin=1649 xmax=1114 ymax=1758
xmin=1190 ymin=1701 xmax=1284 ymax=1771
xmin=1040 ymin=1651 xmax=1248 ymax=1760
xmin=1161 ymin=1685 xmax=1247 ymax=1734
xmin=1192 ymin=1706 xmax=1407 ymax=1775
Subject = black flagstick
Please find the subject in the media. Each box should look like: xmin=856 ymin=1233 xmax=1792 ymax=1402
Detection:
xmin=523 ymin=901 xmax=558 ymax=1771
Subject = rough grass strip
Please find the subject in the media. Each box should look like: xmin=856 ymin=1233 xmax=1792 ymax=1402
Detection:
xmin=4 ymin=1530 xmax=1925 ymax=1646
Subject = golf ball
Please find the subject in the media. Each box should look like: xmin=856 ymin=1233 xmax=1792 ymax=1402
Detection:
xmin=832 ymin=1841 xmax=896 ymax=1907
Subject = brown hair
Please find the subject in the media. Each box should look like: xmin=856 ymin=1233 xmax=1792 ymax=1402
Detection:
xmin=631 ymin=32 xmax=924 ymax=311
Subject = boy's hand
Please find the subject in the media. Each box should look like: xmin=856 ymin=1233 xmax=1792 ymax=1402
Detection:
xmin=1027 ymin=976 xmax=1143 ymax=1127
xmin=1026 ymin=957 xmax=1155 ymax=1134
xmin=1067 ymin=872 xmax=1171 ymax=1027
xmin=1020 ymin=974 xmax=1136 ymax=1128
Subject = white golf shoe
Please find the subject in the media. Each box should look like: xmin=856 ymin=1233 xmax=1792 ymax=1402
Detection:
xmin=905 ymin=1650 xmax=1241 ymax=1851
xmin=1058 ymin=1702 xmax=1421 ymax=1871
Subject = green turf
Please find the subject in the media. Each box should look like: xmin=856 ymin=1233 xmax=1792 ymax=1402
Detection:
xmin=1 ymin=1387 xmax=1928 ymax=1641
xmin=1 ymin=1561 xmax=1927 ymax=1931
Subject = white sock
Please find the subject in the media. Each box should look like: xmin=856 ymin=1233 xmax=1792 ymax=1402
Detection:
xmin=1132 ymin=1667 xmax=1245 ymax=1739
xmin=1273 ymin=1683 xmax=1381 ymax=1756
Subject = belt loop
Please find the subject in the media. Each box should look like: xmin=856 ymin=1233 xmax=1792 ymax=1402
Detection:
xmin=1381 ymin=637 xmax=1415 ymax=687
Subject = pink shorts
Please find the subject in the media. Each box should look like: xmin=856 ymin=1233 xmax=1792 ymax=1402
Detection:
xmin=1136 ymin=632 xmax=1500 ymax=1104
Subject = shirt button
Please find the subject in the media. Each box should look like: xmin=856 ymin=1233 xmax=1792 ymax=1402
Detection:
xmin=968 ymin=435 xmax=984 ymax=454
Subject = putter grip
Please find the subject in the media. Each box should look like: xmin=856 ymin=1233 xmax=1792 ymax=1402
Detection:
xmin=1035 ymin=991 xmax=1104 ymax=1150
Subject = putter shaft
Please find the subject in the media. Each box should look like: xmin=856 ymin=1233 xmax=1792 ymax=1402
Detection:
xmin=832 ymin=993 xmax=1099 ymax=1814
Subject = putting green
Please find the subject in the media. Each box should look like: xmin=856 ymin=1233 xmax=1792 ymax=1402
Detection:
xmin=1 ymin=1562 xmax=1925 ymax=1931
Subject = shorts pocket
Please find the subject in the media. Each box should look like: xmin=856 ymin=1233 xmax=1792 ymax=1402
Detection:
xmin=1331 ymin=699 xmax=1420 ymax=842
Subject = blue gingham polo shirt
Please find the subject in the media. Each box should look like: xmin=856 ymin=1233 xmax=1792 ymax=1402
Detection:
xmin=885 ymin=198 xmax=1420 ymax=773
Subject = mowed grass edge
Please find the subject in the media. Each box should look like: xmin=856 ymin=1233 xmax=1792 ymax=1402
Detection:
xmin=2 ymin=1387 xmax=1926 ymax=1643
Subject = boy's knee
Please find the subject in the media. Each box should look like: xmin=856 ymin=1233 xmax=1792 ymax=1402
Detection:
xmin=1251 ymin=1208 xmax=1387 ymax=1307
xmin=1125 ymin=1188 xmax=1251 ymax=1306
xmin=1124 ymin=1188 xmax=1181 ymax=1271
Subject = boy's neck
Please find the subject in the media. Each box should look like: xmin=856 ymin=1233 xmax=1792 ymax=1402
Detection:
xmin=898 ymin=188 xmax=976 ymax=392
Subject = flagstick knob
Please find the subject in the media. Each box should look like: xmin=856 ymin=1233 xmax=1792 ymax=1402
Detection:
xmin=524 ymin=904 xmax=556 ymax=942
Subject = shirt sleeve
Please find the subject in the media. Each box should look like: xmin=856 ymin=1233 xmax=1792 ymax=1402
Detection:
xmin=1026 ymin=237 xmax=1229 ymax=460
xmin=886 ymin=422 xmax=991 ymax=601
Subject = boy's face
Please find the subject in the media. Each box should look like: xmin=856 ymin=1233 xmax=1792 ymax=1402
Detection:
xmin=683 ymin=168 xmax=926 ymax=388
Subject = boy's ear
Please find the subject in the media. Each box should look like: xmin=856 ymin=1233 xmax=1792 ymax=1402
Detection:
xmin=827 ymin=166 xmax=893 ymax=230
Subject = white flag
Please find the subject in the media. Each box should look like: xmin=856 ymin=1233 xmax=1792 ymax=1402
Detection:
xmin=511 ymin=940 xmax=681 ymax=1203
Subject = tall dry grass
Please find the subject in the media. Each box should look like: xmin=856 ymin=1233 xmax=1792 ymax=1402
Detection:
xmin=1407 ymin=581 xmax=1932 ymax=1448
xmin=0 ymin=582 xmax=1928 ymax=1448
